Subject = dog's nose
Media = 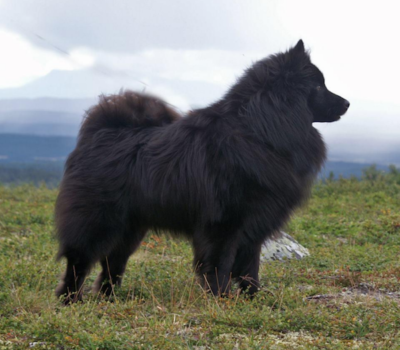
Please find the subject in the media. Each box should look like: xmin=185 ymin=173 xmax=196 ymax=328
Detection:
xmin=344 ymin=100 xmax=350 ymax=109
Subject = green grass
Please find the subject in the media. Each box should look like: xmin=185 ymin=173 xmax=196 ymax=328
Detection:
xmin=0 ymin=170 xmax=399 ymax=349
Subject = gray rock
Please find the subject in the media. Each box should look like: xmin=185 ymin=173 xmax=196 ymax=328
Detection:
xmin=261 ymin=231 xmax=310 ymax=262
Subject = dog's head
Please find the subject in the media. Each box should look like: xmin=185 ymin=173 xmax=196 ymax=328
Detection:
xmin=288 ymin=40 xmax=350 ymax=122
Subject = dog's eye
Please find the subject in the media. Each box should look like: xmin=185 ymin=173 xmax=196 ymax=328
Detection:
xmin=316 ymin=85 xmax=322 ymax=91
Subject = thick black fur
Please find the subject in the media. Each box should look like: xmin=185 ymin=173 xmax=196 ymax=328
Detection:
xmin=55 ymin=40 xmax=349 ymax=303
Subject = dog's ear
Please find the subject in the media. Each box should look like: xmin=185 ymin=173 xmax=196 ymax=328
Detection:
xmin=293 ymin=39 xmax=305 ymax=53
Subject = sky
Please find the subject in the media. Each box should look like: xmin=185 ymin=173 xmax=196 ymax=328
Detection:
xmin=0 ymin=0 xmax=399 ymax=163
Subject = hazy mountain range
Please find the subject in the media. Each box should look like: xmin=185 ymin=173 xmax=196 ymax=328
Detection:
xmin=0 ymin=97 xmax=399 ymax=178
xmin=0 ymin=133 xmax=392 ymax=181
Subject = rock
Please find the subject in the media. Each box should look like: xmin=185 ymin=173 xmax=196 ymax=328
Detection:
xmin=261 ymin=231 xmax=310 ymax=262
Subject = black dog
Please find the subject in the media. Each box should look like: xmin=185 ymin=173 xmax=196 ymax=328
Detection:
xmin=55 ymin=40 xmax=349 ymax=303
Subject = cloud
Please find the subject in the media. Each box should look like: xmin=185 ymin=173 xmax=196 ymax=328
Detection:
xmin=2 ymin=0 xmax=399 ymax=112
xmin=0 ymin=29 xmax=94 ymax=89
xmin=91 ymin=48 xmax=263 ymax=86
xmin=0 ymin=37 xmax=266 ymax=109
xmin=0 ymin=0 xmax=288 ymax=53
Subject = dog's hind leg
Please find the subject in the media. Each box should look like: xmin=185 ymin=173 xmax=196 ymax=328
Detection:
xmin=93 ymin=228 xmax=148 ymax=296
xmin=55 ymin=250 xmax=93 ymax=305
xmin=55 ymin=209 xmax=129 ymax=304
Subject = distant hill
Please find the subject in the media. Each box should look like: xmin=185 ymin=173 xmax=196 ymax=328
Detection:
xmin=0 ymin=161 xmax=64 ymax=187
xmin=0 ymin=133 xmax=396 ymax=186
xmin=320 ymin=161 xmax=389 ymax=179
xmin=0 ymin=70 xmax=117 ymax=100
xmin=0 ymin=97 xmax=399 ymax=166
xmin=0 ymin=97 xmax=94 ymax=137
xmin=0 ymin=134 xmax=76 ymax=162
xmin=0 ymin=69 xmax=217 ymax=108
xmin=0 ymin=97 xmax=96 ymax=113
xmin=0 ymin=110 xmax=81 ymax=137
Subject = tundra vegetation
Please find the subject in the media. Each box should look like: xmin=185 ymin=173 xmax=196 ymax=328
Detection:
xmin=0 ymin=165 xmax=399 ymax=349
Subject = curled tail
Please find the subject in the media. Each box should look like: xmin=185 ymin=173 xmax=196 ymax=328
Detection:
xmin=79 ymin=90 xmax=181 ymax=139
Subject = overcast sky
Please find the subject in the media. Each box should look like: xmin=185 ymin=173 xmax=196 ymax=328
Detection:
xmin=0 ymin=0 xmax=399 ymax=162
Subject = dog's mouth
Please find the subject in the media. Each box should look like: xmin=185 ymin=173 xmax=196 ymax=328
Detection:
xmin=335 ymin=105 xmax=350 ymax=121
xmin=332 ymin=100 xmax=350 ymax=121
xmin=328 ymin=113 xmax=344 ymax=122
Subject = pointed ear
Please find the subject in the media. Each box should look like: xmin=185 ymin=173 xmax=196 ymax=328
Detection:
xmin=293 ymin=39 xmax=305 ymax=53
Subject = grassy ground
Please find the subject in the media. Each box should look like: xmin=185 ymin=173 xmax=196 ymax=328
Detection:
xmin=0 ymin=169 xmax=399 ymax=349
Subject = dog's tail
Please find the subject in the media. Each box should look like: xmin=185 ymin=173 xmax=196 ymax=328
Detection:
xmin=79 ymin=90 xmax=181 ymax=139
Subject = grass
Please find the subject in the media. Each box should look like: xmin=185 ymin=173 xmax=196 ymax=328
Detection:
xmin=0 ymin=169 xmax=399 ymax=349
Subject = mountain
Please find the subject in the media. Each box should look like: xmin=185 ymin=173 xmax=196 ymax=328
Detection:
xmin=0 ymin=96 xmax=94 ymax=137
xmin=0 ymin=97 xmax=96 ymax=113
xmin=0 ymin=69 xmax=221 ymax=108
xmin=0 ymin=134 xmax=394 ymax=177
xmin=0 ymin=134 xmax=76 ymax=162
xmin=0 ymin=94 xmax=398 ymax=166
xmin=320 ymin=161 xmax=390 ymax=179
xmin=0 ymin=110 xmax=81 ymax=137
xmin=0 ymin=70 xmax=117 ymax=100
xmin=0 ymin=133 xmax=397 ymax=187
